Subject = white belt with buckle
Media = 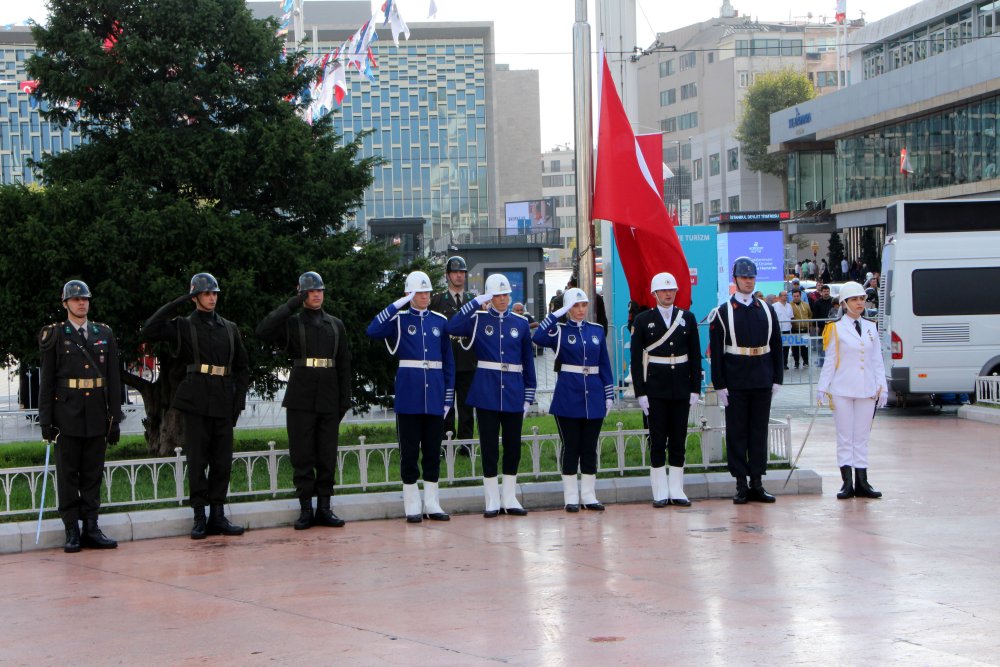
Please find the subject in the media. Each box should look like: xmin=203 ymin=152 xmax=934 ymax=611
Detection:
xmin=478 ymin=361 xmax=523 ymax=372
xmin=646 ymin=355 xmax=689 ymax=365
xmin=724 ymin=345 xmax=770 ymax=357
xmin=560 ymin=364 xmax=600 ymax=375
xmin=399 ymin=360 xmax=444 ymax=369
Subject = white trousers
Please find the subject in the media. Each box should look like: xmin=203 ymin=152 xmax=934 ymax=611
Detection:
xmin=831 ymin=395 xmax=876 ymax=468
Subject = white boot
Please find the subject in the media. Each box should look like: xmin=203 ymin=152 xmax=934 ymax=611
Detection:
xmin=501 ymin=474 xmax=527 ymax=515
xmin=580 ymin=474 xmax=605 ymax=511
xmin=422 ymin=481 xmax=450 ymax=521
xmin=402 ymin=483 xmax=422 ymax=523
xmin=562 ymin=474 xmax=580 ymax=512
xmin=483 ymin=477 xmax=501 ymax=517
xmin=668 ymin=466 xmax=691 ymax=506
xmin=650 ymin=466 xmax=669 ymax=508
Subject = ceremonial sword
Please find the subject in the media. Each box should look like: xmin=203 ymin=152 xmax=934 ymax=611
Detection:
xmin=783 ymin=402 xmax=821 ymax=489
xmin=35 ymin=433 xmax=56 ymax=545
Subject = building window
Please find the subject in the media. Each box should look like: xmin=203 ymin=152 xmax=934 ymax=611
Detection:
xmin=659 ymin=59 xmax=675 ymax=77
xmin=551 ymin=159 xmax=560 ymax=172
xmin=660 ymin=117 xmax=677 ymax=133
xmin=693 ymin=202 xmax=704 ymax=224
xmin=678 ymin=112 xmax=698 ymax=130
xmin=727 ymin=147 xmax=739 ymax=171
xmin=543 ymin=175 xmax=563 ymax=187
xmin=680 ymin=82 xmax=697 ymax=100
xmin=710 ymin=199 xmax=721 ymax=215
xmin=735 ymin=40 xmax=749 ymax=57
xmin=728 ymin=195 xmax=740 ymax=212
xmin=708 ymin=52 xmax=715 ymax=64
xmin=693 ymin=158 xmax=703 ymax=180
xmin=681 ymin=143 xmax=691 ymax=160
xmin=660 ymin=89 xmax=676 ymax=106
xmin=815 ymin=71 xmax=840 ymax=87
xmin=564 ymin=173 xmax=575 ymax=186
xmin=709 ymin=153 xmax=720 ymax=176
xmin=679 ymin=52 xmax=696 ymax=70
xmin=739 ymin=71 xmax=750 ymax=88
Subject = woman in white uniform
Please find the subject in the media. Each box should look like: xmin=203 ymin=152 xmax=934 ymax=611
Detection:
xmin=817 ymin=281 xmax=888 ymax=499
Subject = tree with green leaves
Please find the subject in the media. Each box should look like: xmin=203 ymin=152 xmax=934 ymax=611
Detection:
xmin=827 ymin=231 xmax=846 ymax=279
xmin=734 ymin=69 xmax=816 ymax=179
xmin=860 ymin=227 xmax=881 ymax=274
xmin=0 ymin=0 xmax=414 ymax=454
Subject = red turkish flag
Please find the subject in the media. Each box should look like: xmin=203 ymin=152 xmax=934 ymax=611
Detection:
xmin=593 ymin=55 xmax=691 ymax=309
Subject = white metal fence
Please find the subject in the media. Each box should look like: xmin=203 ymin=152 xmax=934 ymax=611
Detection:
xmin=0 ymin=418 xmax=792 ymax=518
xmin=975 ymin=375 xmax=1000 ymax=406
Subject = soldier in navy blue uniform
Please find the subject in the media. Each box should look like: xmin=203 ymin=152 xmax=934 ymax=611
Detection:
xmin=256 ymin=271 xmax=351 ymax=530
xmin=709 ymin=257 xmax=784 ymax=504
xmin=446 ymin=273 xmax=537 ymax=517
xmin=429 ymin=256 xmax=477 ymax=446
xmin=631 ymin=273 xmax=702 ymax=508
xmin=367 ymin=271 xmax=455 ymax=523
xmin=38 ymin=280 xmax=123 ymax=553
xmin=532 ymin=288 xmax=613 ymax=512
xmin=142 ymin=273 xmax=250 ymax=538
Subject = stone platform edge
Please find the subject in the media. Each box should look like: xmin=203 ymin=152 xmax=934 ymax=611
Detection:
xmin=2 ymin=469 xmax=822 ymax=554
xmin=957 ymin=405 xmax=1000 ymax=425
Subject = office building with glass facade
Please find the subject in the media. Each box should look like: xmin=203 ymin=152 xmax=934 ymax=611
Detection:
xmin=771 ymin=0 xmax=1000 ymax=243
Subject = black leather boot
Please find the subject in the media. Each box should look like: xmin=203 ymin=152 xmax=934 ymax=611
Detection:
xmin=81 ymin=517 xmax=118 ymax=549
xmin=854 ymin=469 xmax=882 ymax=498
xmin=748 ymin=477 xmax=776 ymax=503
xmin=733 ymin=477 xmax=749 ymax=505
xmin=315 ymin=496 xmax=346 ymax=527
xmin=206 ymin=505 xmax=245 ymax=536
xmin=294 ymin=497 xmax=314 ymax=530
xmin=837 ymin=466 xmax=855 ymax=500
xmin=191 ymin=506 xmax=207 ymax=540
xmin=64 ymin=521 xmax=81 ymax=553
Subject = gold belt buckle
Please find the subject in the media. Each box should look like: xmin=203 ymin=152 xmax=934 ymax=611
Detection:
xmin=80 ymin=379 xmax=95 ymax=389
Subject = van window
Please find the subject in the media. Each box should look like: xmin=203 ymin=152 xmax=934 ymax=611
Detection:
xmin=912 ymin=268 xmax=1000 ymax=315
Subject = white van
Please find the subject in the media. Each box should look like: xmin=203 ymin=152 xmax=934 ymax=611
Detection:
xmin=879 ymin=200 xmax=1000 ymax=402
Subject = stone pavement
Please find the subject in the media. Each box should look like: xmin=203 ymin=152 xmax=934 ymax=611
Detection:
xmin=2 ymin=412 xmax=999 ymax=665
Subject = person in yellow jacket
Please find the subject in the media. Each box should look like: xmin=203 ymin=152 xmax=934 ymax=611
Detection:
xmin=816 ymin=282 xmax=888 ymax=500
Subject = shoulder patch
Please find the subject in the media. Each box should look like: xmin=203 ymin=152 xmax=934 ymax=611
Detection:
xmin=39 ymin=323 xmax=59 ymax=350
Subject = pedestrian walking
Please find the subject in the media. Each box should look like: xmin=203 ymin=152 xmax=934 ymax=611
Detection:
xmin=773 ymin=291 xmax=794 ymax=370
xmin=532 ymin=288 xmax=614 ymax=512
xmin=38 ymin=280 xmax=123 ymax=552
xmin=789 ymin=289 xmax=812 ymax=369
xmin=256 ymin=271 xmax=351 ymax=530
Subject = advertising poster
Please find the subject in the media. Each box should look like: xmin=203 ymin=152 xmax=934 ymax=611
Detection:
xmin=721 ymin=230 xmax=785 ymax=299
xmin=504 ymin=199 xmax=554 ymax=235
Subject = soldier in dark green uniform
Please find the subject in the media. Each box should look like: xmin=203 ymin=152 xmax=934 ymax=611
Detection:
xmin=142 ymin=273 xmax=250 ymax=539
xmin=38 ymin=280 xmax=122 ymax=553
xmin=256 ymin=271 xmax=352 ymax=530
xmin=429 ymin=256 xmax=477 ymax=446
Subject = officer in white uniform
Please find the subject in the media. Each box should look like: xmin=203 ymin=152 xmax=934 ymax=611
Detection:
xmin=367 ymin=271 xmax=455 ymax=523
xmin=446 ymin=274 xmax=537 ymax=517
xmin=817 ymin=281 xmax=888 ymax=499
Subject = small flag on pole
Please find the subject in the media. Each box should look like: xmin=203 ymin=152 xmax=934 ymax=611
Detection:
xmin=900 ymin=147 xmax=914 ymax=174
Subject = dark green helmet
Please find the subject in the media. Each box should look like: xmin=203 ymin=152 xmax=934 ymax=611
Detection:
xmin=445 ymin=255 xmax=467 ymax=273
xmin=732 ymin=256 xmax=758 ymax=278
xmin=61 ymin=280 xmax=91 ymax=301
xmin=298 ymin=271 xmax=325 ymax=292
xmin=189 ymin=272 xmax=221 ymax=295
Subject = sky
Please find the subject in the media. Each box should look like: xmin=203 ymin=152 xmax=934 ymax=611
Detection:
xmin=2 ymin=0 xmax=919 ymax=147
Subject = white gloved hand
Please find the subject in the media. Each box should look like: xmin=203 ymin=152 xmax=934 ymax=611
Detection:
xmin=876 ymin=390 xmax=888 ymax=409
xmin=817 ymin=391 xmax=830 ymax=407
xmin=689 ymin=393 xmax=700 ymax=407
xmin=605 ymin=399 xmax=614 ymax=412
xmin=392 ymin=293 xmax=414 ymax=309
xmin=443 ymin=406 xmax=450 ymax=419
xmin=475 ymin=293 xmax=491 ymax=306
xmin=772 ymin=383 xmax=781 ymax=396
xmin=637 ymin=395 xmax=649 ymax=415
xmin=523 ymin=402 xmax=530 ymax=418
xmin=553 ymin=303 xmax=572 ymax=318
xmin=717 ymin=388 xmax=729 ymax=407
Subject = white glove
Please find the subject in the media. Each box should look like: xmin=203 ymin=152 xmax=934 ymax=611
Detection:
xmin=876 ymin=390 xmax=888 ymax=409
xmin=772 ymin=383 xmax=781 ymax=396
xmin=443 ymin=406 xmax=450 ymax=419
xmin=553 ymin=301 xmax=573 ymax=318
xmin=475 ymin=293 xmax=491 ymax=306
xmin=817 ymin=391 xmax=830 ymax=407
xmin=605 ymin=399 xmax=614 ymax=412
xmin=637 ymin=395 xmax=649 ymax=415
xmin=717 ymin=388 xmax=729 ymax=407
xmin=523 ymin=402 xmax=530 ymax=418
xmin=689 ymin=393 xmax=700 ymax=407
xmin=392 ymin=293 xmax=414 ymax=309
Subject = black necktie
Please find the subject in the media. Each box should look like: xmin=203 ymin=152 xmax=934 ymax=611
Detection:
xmin=78 ymin=326 xmax=87 ymax=341
xmin=455 ymin=293 xmax=462 ymax=306
xmin=854 ymin=320 xmax=862 ymax=337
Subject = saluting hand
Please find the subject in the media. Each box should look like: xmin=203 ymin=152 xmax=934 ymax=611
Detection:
xmin=474 ymin=293 xmax=491 ymax=306
xmin=392 ymin=292 xmax=415 ymax=309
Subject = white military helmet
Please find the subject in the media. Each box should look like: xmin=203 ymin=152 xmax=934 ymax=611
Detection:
xmin=484 ymin=273 xmax=512 ymax=295
xmin=650 ymin=272 xmax=678 ymax=292
xmin=838 ymin=281 xmax=866 ymax=303
xmin=563 ymin=287 xmax=589 ymax=308
xmin=404 ymin=270 xmax=433 ymax=293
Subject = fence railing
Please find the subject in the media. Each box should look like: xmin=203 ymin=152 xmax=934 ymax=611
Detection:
xmin=0 ymin=417 xmax=791 ymax=518
xmin=975 ymin=375 xmax=1000 ymax=406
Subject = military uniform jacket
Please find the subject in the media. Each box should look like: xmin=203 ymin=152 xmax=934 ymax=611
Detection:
xmin=446 ymin=301 xmax=537 ymax=413
xmin=709 ymin=297 xmax=784 ymax=391
xmin=817 ymin=316 xmax=887 ymax=399
xmin=256 ymin=304 xmax=352 ymax=415
xmin=429 ymin=290 xmax=478 ymax=373
xmin=142 ymin=309 xmax=250 ymax=419
xmin=38 ymin=321 xmax=123 ymax=438
xmin=366 ymin=304 xmax=455 ymax=415
xmin=532 ymin=315 xmax=613 ymax=419
xmin=630 ymin=307 xmax=702 ymax=400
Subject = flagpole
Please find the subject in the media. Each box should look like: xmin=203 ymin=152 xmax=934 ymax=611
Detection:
xmin=572 ymin=0 xmax=595 ymax=306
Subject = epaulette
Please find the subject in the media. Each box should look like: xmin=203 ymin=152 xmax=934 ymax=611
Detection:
xmin=509 ymin=312 xmax=528 ymax=322
xmin=428 ymin=310 xmax=449 ymax=321
xmin=39 ymin=323 xmax=59 ymax=350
